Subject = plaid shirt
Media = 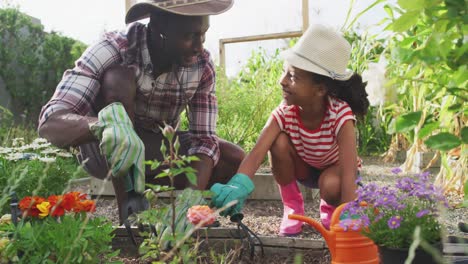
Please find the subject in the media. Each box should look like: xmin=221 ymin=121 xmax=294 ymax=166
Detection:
xmin=39 ymin=23 xmax=220 ymax=163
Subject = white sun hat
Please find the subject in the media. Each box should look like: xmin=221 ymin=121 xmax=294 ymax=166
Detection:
xmin=281 ymin=24 xmax=353 ymax=81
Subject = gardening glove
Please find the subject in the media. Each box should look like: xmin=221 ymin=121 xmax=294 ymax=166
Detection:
xmin=210 ymin=173 xmax=254 ymax=216
xmin=90 ymin=102 xmax=145 ymax=193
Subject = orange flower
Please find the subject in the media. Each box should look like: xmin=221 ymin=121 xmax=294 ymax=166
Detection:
xmin=47 ymin=195 xmax=66 ymax=217
xmin=187 ymin=205 xmax=216 ymax=226
xmin=74 ymin=200 xmax=96 ymax=213
xmin=19 ymin=196 xmax=45 ymax=217
xmin=19 ymin=192 xmax=96 ymax=217
xmin=68 ymin=191 xmax=87 ymax=201
xmin=61 ymin=192 xmax=78 ymax=211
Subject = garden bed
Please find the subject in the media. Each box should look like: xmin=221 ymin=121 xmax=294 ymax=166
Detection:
xmin=73 ymin=156 xmax=467 ymax=263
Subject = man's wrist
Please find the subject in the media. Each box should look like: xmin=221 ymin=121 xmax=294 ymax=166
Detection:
xmin=88 ymin=119 xmax=104 ymax=140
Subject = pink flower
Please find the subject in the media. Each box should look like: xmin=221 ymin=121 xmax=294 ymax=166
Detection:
xmin=187 ymin=205 xmax=216 ymax=226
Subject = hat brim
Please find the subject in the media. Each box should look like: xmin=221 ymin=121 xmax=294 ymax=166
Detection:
xmin=126 ymin=0 xmax=233 ymax=24
xmin=280 ymin=49 xmax=353 ymax=81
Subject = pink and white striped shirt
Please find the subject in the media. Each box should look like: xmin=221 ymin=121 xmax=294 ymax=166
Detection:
xmin=272 ymin=96 xmax=361 ymax=170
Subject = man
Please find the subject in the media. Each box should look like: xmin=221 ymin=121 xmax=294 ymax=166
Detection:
xmin=38 ymin=0 xmax=244 ymax=224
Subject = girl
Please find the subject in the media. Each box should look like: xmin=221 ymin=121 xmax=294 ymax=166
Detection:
xmin=211 ymin=24 xmax=369 ymax=236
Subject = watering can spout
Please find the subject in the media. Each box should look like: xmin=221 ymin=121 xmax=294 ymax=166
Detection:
xmin=288 ymin=214 xmax=335 ymax=255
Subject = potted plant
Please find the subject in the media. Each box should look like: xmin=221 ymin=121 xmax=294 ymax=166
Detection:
xmin=340 ymin=170 xmax=449 ymax=264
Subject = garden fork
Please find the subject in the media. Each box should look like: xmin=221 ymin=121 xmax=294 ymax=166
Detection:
xmin=121 ymin=189 xmax=152 ymax=247
xmin=230 ymin=213 xmax=265 ymax=260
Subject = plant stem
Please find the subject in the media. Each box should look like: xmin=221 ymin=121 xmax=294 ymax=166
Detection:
xmin=170 ymin=171 xmax=175 ymax=239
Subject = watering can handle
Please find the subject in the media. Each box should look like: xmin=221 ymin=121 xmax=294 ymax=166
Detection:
xmin=330 ymin=203 xmax=348 ymax=227
xmin=331 ymin=201 xmax=368 ymax=226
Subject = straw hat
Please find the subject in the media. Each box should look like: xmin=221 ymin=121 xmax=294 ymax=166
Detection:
xmin=281 ymin=24 xmax=353 ymax=81
xmin=126 ymin=0 xmax=234 ymax=24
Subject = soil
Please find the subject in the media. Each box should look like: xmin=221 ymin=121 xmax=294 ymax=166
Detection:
xmin=72 ymin=156 xmax=467 ymax=264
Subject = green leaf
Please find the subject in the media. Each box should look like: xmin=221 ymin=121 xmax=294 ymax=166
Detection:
xmin=169 ymin=168 xmax=183 ymax=176
xmin=155 ymin=171 xmax=169 ymax=179
xmin=146 ymin=183 xmax=165 ymax=192
xmin=452 ymin=65 xmax=468 ymax=87
xmin=424 ymin=0 xmax=443 ymax=8
xmin=201 ymin=190 xmax=214 ymax=198
xmin=398 ymin=0 xmax=425 ymax=11
xmin=383 ymin=4 xmax=394 ymax=19
xmin=391 ymin=11 xmax=420 ymax=32
xmin=463 ymin=199 xmax=468 ymax=208
xmin=395 ymin=111 xmax=422 ymax=133
xmin=185 ymin=172 xmax=197 ymax=186
xmin=399 ymin=36 xmax=417 ymax=48
xmin=461 ymin=127 xmax=468 ymax=144
xmin=418 ymin=122 xmax=439 ymax=139
xmin=460 ymin=179 xmax=468 ymax=207
xmin=448 ymin=103 xmax=462 ymax=112
xmin=186 ymin=156 xmax=200 ymax=162
xmin=148 ymin=160 xmax=161 ymax=170
xmin=447 ymin=87 xmax=468 ymax=100
xmin=424 ymin=132 xmax=461 ymax=151
xmin=387 ymin=118 xmax=396 ymax=134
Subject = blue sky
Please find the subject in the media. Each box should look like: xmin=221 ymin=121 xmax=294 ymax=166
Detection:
xmin=8 ymin=0 xmax=388 ymax=76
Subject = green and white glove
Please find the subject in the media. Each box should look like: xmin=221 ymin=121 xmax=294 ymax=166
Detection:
xmin=210 ymin=173 xmax=254 ymax=216
xmin=90 ymin=102 xmax=145 ymax=193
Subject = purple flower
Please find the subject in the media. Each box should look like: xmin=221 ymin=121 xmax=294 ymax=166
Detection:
xmin=360 ymin=215 xmax=370 ymax=227
xmin=387 ymin=216 xmax=402 ymax=229
xmin=339 ymin=218 xmax=365 ymax=231
xmin=339 ymin=218 xmax=353 ymax=231
xmin=419 ymin=171 xmax=431 ymax=181
xmin=391 ymin=167 xmax=402 ymax=174
xmin=416 ymin=209 xmax=430 ymax=218
xmin=396 ymin=177 xmax=416 ymax=192
xmin=375 ymin=194 xmax=399 ymax=209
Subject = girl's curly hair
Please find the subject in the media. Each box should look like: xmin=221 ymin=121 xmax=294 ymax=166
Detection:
xmin=310 ymin=72 xmax=369 ymax=120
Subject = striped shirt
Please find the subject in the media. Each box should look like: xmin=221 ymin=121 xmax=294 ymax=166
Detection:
xmin=272 ymin=96 xmax=360 ymax=170
xmin=39 ymin=22 xmax=220 ymax=163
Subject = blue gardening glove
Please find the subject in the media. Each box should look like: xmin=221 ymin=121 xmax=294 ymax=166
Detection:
xmin=90 ymin=102 xmax=145 ymax=193
xmin=210 ymin=173 xmax=254 ymax=216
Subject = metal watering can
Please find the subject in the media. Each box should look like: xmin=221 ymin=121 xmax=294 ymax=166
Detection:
xmin=289 ymin=203 xmax=379 ymax=264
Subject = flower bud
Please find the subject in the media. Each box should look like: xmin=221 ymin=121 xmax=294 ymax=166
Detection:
xmin=162 ymin=125 xmax=175 ymax=138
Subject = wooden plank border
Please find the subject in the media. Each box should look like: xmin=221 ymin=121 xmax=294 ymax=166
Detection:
xmin=112 ymin=226 xmax=326 ymax=257
xmin=112 ymin=226 xmax=467 ymax=261
xmin=89 ymin=173 xmax=320 ymax=200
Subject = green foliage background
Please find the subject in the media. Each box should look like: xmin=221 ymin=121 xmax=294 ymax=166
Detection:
xmin=216 ymin=48 xmax=284 ymax=152
xmin=0 ymin=8 xmax=87 ymax=122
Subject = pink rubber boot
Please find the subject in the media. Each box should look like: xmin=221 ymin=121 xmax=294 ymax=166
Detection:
xmin=278 ymin=181 xmax=304 ymax=236
xmin=320 ymin=199 xmax=336 ymax=230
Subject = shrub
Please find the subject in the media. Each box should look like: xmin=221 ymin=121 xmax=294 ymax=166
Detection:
xmin=0 ymin=7 xmax=87 ymax=121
